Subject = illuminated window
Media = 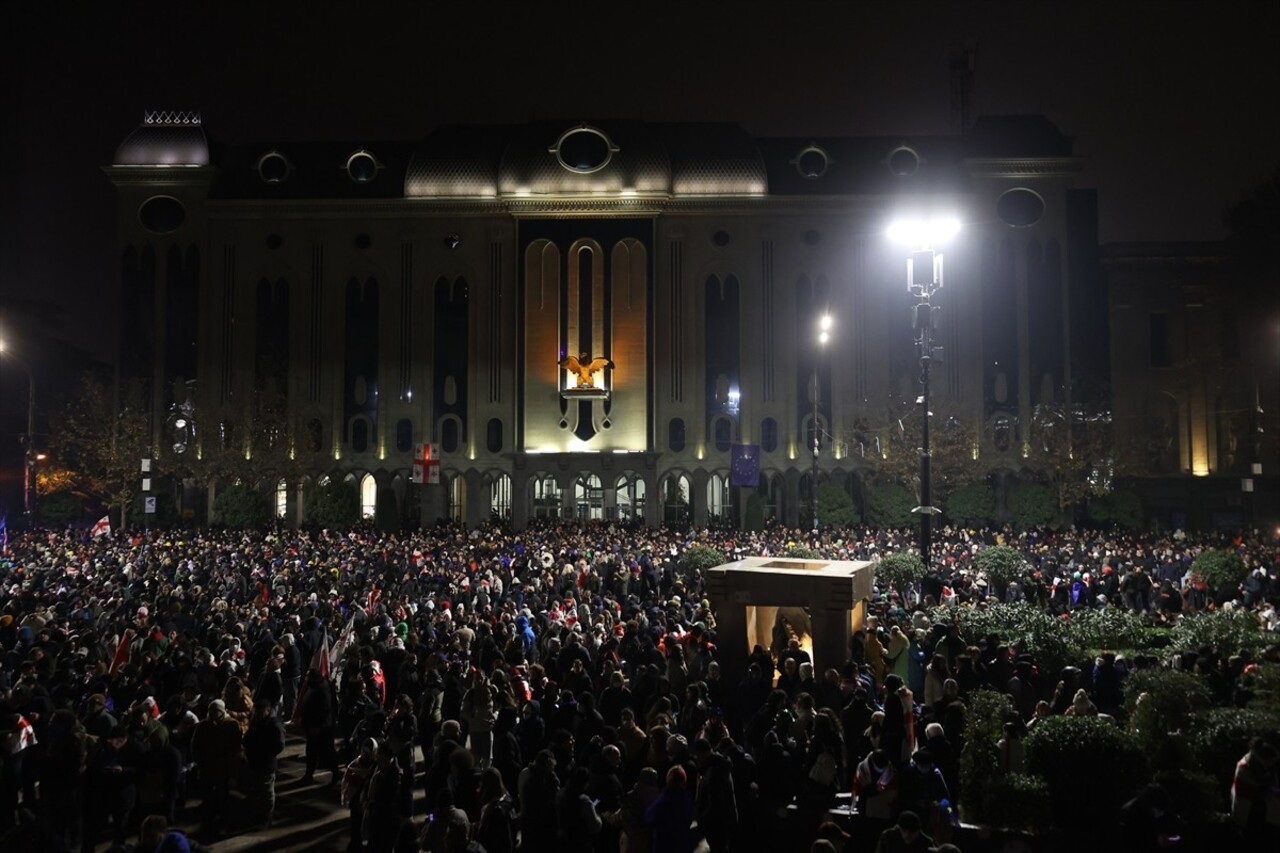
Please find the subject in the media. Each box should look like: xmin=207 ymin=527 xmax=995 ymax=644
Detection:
xmin=662 ymin=474 xmax=691 ymax=525
xmin=532 ymin=475 xmax=562 ymax=519
xmin=360 ymin=473 xmax=376 ymax=519
xmin=707 ymin=472 xmax=731 ymax=521
xmin=448 ymin=475 xmax=465 ymax=522
xmin=574 ymin=473 xmax=604 ymax=521
xmin=490 ymin=474 xmax=512 ymax=520
xmin=275 ymin=479 xmax=288 ymax=519
xmin=615 ymin=474 xmax=646 ymax=521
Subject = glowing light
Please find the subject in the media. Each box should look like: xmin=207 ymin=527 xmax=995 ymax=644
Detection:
xmin=886 ymin=215 xmax=962 ymax=247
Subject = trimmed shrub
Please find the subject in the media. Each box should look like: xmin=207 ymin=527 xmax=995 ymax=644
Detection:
xmin=1024 ymin=716 xmax=1147 ymax=833
xmin=936 ymin=603 xmax=1076 ymax=677
xmin=975 ymin=545 xmax=1026 ymax=593
xmin=1168 ymin=608 xmax=1274 ymax=655
xmin=1189 ymin=549 xmax=1247 ymax=597
xmin=876 ymin=552 xmax=927 ymax=598
xmin=1065 ymin=607 xmax=1151 ymax=653
xmin=862 ymin=482 xmax=916 ymax=528
xmin=783 ymin=545 xmax=823 ymax=560
xmin=214 ymin=483 xmax=271 ymax=529
xmin=816 ymin=482 xmax=859 ymax=527
xmin=1009 ymin=483 xmax=1056 ymax=529
xmin=958 ymin=689 xmax=1017 ymax=825
xmin=1188 ymin=707 xmax=1280 ymax=805
xmin=1242 ymin=662 xmax=1280 ymax=713
xmin=681 ymin=546 xmax=727 ymax=583
xmin=944 ymin=482 xmax=996 ymax=526
xmin=984 ymin=773 xmax=1051 ymax=835
xmin=1122 ymin=668 xmax=1214 ymax=751
xmin=305 ymin=479 xmax=360 ymax=528
xmin=1088 ymin=490 xmax=1143 ymax=529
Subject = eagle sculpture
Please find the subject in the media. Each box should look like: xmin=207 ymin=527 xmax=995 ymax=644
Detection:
xmin=560 ymin=352 xmax=615 ymax=388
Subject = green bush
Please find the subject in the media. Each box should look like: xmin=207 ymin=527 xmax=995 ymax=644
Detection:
xmin=1024 ymin=716 xmax=1146 ymax=833
xmin=1188 ymin=707 xmax=1280 ymax=802
xmin=944 ymin=482 xmax=996 ymax=526
xmin=1065 ymin=607 xmax=1151 ymax=653
xmin=1009 ymin=483 xmax=1056 ymax=529
xmin=876 ymin=552 xmax=927 ymax=598
xmin=681 ymin=545 xmax=728 ymax=582
xmin=957 ymin=689 xmax=1016 ymax=825
xmin=38 ymin=490 xmax=85 ymax=527
xmin=783 ymin=545 xmax=823 ymax=560
xmin=214 ymin=483 xmax=271 ymax=528
xmin=975 ymin=545 xmax=1026 ymax=592
xmin=1242 ymin=662 xmax=1280 ymax=713
xmin=1190 ymin=549 xmax=1247 ymax=597
xmin=816 ymin=482 xmax=859 ymax=527
xmin=862 ymin=481 xmax=916 ymax=528
xmin=1122 ymin=668 xmax=1214 ymax=751
xmin=744 ymin=492 xmax=765 ymax=532
xmin=1088 ymin=490 xmax=1143 ymax=529
xmin=935 ymin=603 xmax=1076 ymax=676
xmin=984 ymin=773 xmax=1051 ymax=835
xmin=305 ymin=479 xmax=360 ymax=528
xmin=1169 ymin=608 xmax=1273 ymax=655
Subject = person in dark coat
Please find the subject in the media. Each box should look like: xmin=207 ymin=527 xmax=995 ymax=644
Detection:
xmin=243 ymin=697 xmax=287 ymax=828
xmin=646 ymin=764 xmax=695 ymax=853
xmin=81 ymin=724 xmax=138 ymax=853
xmin=517 ymin=749 xmax=560 ymax=852
xmin=300 ymin=669 xmax=340 ymax=784
xmin=694 ymin=739 xmax=738 ymax=853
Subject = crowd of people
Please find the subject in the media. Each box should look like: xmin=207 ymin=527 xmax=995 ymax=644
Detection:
xmin=0 ymin=519 xmax=1277 ymax=853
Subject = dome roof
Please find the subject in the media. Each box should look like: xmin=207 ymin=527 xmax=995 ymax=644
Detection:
xmin=668 ymin=124 xmax=767 ymax=196
xmin=114 ymin=111 xmax=209 ymax=167
xmin=405 ymin=125 xmax=508 ymax=198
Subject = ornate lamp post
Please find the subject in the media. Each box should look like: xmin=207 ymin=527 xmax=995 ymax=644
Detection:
xmin=887 ymin=217 xmax=961 ymax=571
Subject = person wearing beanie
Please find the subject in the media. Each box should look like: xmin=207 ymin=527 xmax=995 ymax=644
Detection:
xmin=191 ymin=697 xmax=243 ymax=837
xmin=645 ymin=765 xmax=695 ymax=853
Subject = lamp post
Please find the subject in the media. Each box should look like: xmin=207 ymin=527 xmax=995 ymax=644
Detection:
xmin=0 ymin=340 xmax=36 ymax=529
xmin=812 ymin=313 xmax=833 ymax=531
xmin=887 ymin=217 xmax=960 ymax=572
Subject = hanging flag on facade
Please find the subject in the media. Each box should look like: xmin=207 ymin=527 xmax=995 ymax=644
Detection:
xmin=730 ymin=443 xmax=761 ymax=487
xmin=412 ymin=443 xmax=441 ymax=484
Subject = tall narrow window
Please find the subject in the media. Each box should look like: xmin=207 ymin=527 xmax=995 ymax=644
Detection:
xmin=360 ymin=473 xmax=377 ymax=519
xmin=1149 ymin=313 xmax=1171 ymax=368
xmin=669 ymin=418 xmax=686 ymax=452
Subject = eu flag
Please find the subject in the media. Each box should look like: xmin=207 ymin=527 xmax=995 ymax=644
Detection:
xmin=730 ymin=444 xmax=761 ymax=487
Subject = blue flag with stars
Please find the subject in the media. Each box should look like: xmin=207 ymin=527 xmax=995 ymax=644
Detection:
xmin=730 ymin=444 xmax=760 ymax=487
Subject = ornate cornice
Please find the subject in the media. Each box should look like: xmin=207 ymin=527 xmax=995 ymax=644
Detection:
xmin=963 ymin=157 xmax=1085 ymax=178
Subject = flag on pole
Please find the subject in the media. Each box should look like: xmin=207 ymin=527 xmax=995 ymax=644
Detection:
xmin=309 ymin=630 xmax=331 ymax=679
xmin=91 ymin=516 xmax=112 ymax=538
xmin=0 ymin=513 xmax=7 ymax=551
xmin=730 ymin=444 xmax=761 ymax=487
xmin=109 ymin=629 xmax=134 ymax=676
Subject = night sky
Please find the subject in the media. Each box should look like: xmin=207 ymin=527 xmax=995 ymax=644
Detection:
xmin=1 ymin=1 xmax=1279 ymax=360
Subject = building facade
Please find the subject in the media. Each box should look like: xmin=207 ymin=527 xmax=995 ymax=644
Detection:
xmin=106 ymin=111 xmax=1104 ymax=529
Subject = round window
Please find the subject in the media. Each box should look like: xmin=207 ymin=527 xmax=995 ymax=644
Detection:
xmin=997 ymin=188 xmax=1046 ymax=227
xmin=554 ymin=126 xmax=615 ymax=173
xmin=266 ymin=234 xmax=283 ymax=250
xmin=795 ymin=146 xmax=829 ymax=179
xmin=712 ymin=230 xmax=731 ymax=247
xmin=138 ymin=196 xmax=185 ymax=234
xmin=887 ymin=146 xmax=920 ymax=177
xmin=257 ymin=152 xmax=291 ymax=183
xmin=354 ymin=233 xmax=372 ymax=250
xmin=347 ymin=151 xmax=378 ymax=183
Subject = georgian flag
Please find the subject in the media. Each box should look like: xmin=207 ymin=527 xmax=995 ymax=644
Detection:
xmin=3 ymin=715 xmax=37 ymax=755
xmin=91 ymin=516 xmax=112 ymax=538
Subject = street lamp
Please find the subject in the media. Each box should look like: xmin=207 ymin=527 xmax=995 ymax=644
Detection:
xmin=0 ymin=339 xmax=37 ymax=529
xmin=887 ymin=216 xmax=961 ymax=572
xmin=811 ymin=312 xmax=833 ymax=531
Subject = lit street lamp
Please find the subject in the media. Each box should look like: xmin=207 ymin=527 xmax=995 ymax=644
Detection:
xmin=0 ymin=339 xmax=37 ymax=529
xmin=811 ymin=312 xmax=833 ymax=531
xmin=887 ymin=216 xmax=960 ymax=571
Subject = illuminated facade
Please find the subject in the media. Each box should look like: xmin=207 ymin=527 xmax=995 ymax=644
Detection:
xmin=106 ymin=111 xmax=1108 ymax=528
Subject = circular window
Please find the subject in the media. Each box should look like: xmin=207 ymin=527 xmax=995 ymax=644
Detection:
xmin=354 ymin=233 xmax=372 ymax=250
xmin=138 ymin=196 xmax=185 ymax=234
xmin=887 ymin=146 xmax=920 ymax=177
xmin=712 ymin=230 xmax=731 ymax=247
xmin=257 ymin=151 xmax=291 ymax=183
xmin=997 ymin=188 xmax=1046 ymax=227
xmin=553 ymin=126 xmax=615 ymax=173
xmin=266 ymin=234 xmax=283 ymax=250
xmin=803 ymin=230 xmax=821 ymax=246
xmin=347 ymin=150 xmax=378 ymax=183
xmin=794 ymin=146 xmax=829 ymax=179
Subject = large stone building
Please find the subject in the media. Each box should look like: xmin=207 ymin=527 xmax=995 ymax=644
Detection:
xmin=106 ymin=111 xmax=1106 ymax=528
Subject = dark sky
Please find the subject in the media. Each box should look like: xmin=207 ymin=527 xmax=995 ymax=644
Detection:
xmin=2 ymin=1 xmax=1279 ymax=360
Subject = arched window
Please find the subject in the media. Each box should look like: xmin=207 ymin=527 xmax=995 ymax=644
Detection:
xmin=531 ymin=475 xmax=562 ymax=519
xmin=662 ymin=474 xmax=691 ymax=525
xmin=707 ymin=472 xmax=730 ymax=522
xmin=448 ymin=475 xmax=465 ymax=522
xmin=352 ymin=418 xmax=369 ymax=453
xmin=615 ymin=474 xmax=646 ymax=521
xmin=441 ymin=417 xmax=461 ymax=454
xmin=275 ymin=479 xmax=288 ymax=519
xmin=574 ymin=473 xmax=604 ymax=521
xmin=396 ymin=419 xmax=413 ymax=453
xmin=669 ymin=418 xmax=686 ymax=452
xmin=487 ymin=418 xmax=503 ymax=454
xmin=761 ymin=417 xmax=778 ymax=453
xmin=713 ymin=417 xmax=732 ymax=453
xmin=360 ymin=473 xmax=377 ymax=519
xmin=490 ymin=474 xmax=512 ymax=519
